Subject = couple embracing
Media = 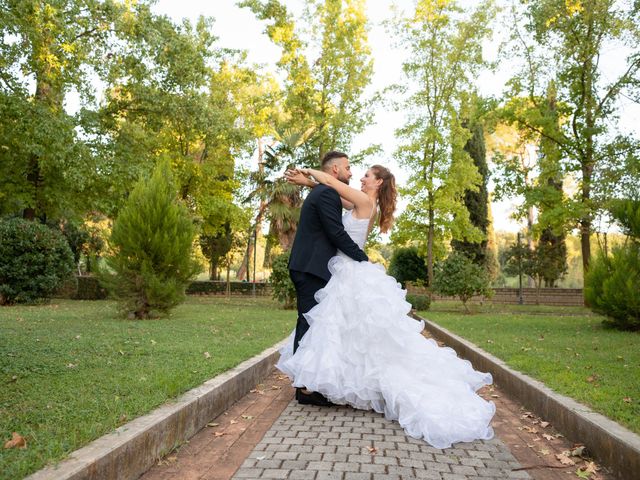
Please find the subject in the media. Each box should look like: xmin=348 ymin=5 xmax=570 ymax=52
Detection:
xmin=276 ymin=151 xmax=495 ymax=449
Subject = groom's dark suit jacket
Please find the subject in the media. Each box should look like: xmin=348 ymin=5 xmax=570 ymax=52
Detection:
xmin=289 ymin=184 xmax=368 ymax=280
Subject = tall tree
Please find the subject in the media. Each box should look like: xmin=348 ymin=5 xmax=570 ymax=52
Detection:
xmin=0 ymin=0 xmax=133 ymax=221
xmin=537 ymin=82 xmax=568 ymax=286
xmin=390 ymin=0 xmax=494 ymax=286
xmin=451 ymin=117 xmax=490 ymax=265
xmin=240 ymin=0 xmax=375 ymax=162
xmin=503 ymin=0 xmax=640 ymax=273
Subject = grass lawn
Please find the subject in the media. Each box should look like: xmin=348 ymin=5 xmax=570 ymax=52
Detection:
xmin=420 ymin=301 xmax=640 ymax=435
xmin=0 ymin=296 xmax=295 ymax=479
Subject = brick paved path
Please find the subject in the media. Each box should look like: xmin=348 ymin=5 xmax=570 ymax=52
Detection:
xmin=232 ymin=401 xmax=531 ymax=480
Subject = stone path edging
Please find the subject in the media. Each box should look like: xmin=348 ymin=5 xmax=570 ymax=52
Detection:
xmin=416 ymin=313 xmax=640 ymax=480
xmin=26 ymin=340 xmax=288 ymax=480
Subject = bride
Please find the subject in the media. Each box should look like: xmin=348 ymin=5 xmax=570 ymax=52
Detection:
xmin=277 ymin=164 xmax=495 ymax=449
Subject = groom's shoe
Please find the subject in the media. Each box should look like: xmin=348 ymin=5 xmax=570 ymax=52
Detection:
xmin=296 ymin=388 xmax=334 ymax=407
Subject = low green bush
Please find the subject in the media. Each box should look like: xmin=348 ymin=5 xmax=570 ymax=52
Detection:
xmin=406 ymin=293 xmax=431 ymax=311
xmin=433 ymin=252 xmax=492 ymax=313
xmin=388 ymin=246 xmax=428 ymax=287
xmin=0 ymin=218 xmax=75 ymax=304
xmin=75 ymin=276 xmax=108 ymax=300
xmin=186 ymin=281 xmax=271 ymax=296
xmin=585 ymin=199 xmax=640 ymax=331
xmin=585 ymin=246 xmax=640 ymax=331
xmin=270 ymin=251 xmax=296 ymax=309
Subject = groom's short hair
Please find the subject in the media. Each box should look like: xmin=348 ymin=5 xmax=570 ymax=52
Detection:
xmin=321 ymin=151 xmax=348 ymax=171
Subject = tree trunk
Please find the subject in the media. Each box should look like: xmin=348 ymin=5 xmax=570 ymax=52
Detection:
xmin=427 ymin=209 xmax=434 ymax=287
xmin=209 ymin=259 xmax=218 ymax=281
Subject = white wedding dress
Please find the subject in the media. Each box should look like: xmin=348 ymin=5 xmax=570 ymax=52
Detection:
xmin=277 ymin=210 xmax=496 ymax=449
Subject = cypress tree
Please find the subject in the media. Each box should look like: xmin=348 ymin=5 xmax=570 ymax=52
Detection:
xmin=103 ymin=159 xmax=200 ymax=318
xmin=537 ymin=81 xmax=568 ymax=287
xmin=451 ymin=121 xmax=490 ymax=265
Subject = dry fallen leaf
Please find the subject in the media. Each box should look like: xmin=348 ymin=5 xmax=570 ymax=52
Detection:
xmin=230 ymin=419 xmax=238 ymax=425
xmin=213 ymin=431 xmax=226 ymax=437
xmin=542 ymin=434 xmax=555 ymax=441
xmin=623 ymin=397 xmax=632 ymax=403
xmin=206 ymin=422 xmax=219 ymax=427
xmin=4 ymin=432 xmax=26 ymax=449
xmin=539 ymin=448 xmax=550 ymax=455
xmin=166 ymin=455 xmax=178 ymax=463
xmin=271 ymin=385 xmax=282 ymax=390
xmin=523 ymin=426 xmax=538 ymax=434
xmin=540 ymin=421 xmax=550 ymax=428
xmin=367 ymin=446 xmax=378 ymax=454
xmin=250 ymin=389 xmax=265 ymax=395
xmin=556 ymin=451 xmax=576 ymax=465
xmin=203 ymin=352 xmax=211 ymax=359
xmin=241 ymin=415 xmax=254 ymax=420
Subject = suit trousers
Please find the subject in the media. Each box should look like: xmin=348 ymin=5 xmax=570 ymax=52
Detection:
xmin=289 ymin=269 xmax=328 ymax=353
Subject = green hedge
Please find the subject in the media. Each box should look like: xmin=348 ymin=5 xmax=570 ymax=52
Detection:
xmin=56 ymin=279 xmax=272 ymax=300
xmin=406 ymin=293 xmax=431 ymax=311
xmin=75 ymin=276 xmax=108 ymax=300
xmin=186 ymin=281 xmax=272 ymax=296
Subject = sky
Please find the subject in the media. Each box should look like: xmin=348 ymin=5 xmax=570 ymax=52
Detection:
xmin=151 ymin=0 xmax=640 ymax=234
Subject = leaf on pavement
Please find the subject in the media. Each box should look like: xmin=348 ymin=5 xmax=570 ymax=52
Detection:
xmin=367 ymin=446 xmax=377 ymax=454
xmin=213 ymin=431 xmax=226 ymax=437
xmin=241 ymin=415 xmax=254 ymax=420
xmin=556 ymin=451 xmax=576 ymax=465
xmin=542 ymin=434 xmax=555 ymax=441
xmin=4 ymin=432 xmax=26 ymax=449
xmin=206 ymin=422 xmax=219 ymax=427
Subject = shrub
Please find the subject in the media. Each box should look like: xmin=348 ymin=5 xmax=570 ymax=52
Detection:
xmin=75 ymin=276 xmax=108 ymax=300
xmin=585 ymin=199 xmax=640 ymax=331
xmin=433 ymin=252 xmax=492 ymax=313
xmin=101 ymin=160 xmax=201 ymax=318
xmin=406 ymin=293 xmax=431 ymax=311
xmin=270 ymin=251 xmax=296 ymax=309
xmin=585 ymin=246 xmax=640 ymax=331
xmin=388 ymin=246 xmax=428 ymax=287
xmin=0 ymin=218 xmax=75 ymax=304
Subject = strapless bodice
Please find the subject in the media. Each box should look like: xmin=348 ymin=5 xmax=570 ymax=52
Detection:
xmin=337 ymin=210 xmax=369 ymax=258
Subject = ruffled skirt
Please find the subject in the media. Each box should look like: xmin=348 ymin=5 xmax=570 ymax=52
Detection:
xmin=277 ymin=256 xmax=495 ymax=449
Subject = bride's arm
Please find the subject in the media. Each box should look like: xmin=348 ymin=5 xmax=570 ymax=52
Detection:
xmin=299 ymin=168 xmax=370 ymax=213
xmin=285 ymin=169 xmax=354 ymax=210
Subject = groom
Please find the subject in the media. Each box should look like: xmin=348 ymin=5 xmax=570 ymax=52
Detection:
xmin=287 ymin=151 xmax=368 ymax=406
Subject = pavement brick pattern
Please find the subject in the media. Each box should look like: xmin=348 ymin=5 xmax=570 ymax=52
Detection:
xmin=232 ymin=401 xmax=531 ymax=480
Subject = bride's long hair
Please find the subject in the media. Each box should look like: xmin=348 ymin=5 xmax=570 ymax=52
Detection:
xmin=371 ymin=165 xmax=396 ymax=233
